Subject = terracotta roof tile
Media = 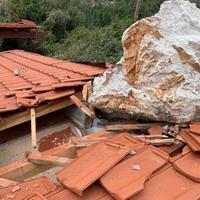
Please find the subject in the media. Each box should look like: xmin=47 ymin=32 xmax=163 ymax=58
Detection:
xmin=180 ymin=129 xmax=200 ymax=152
xmin=107 ymin=133 xmax=146 ymax=152
xmin=173 ymin=152 xmax=200 ymax=182
xmin=130 ymin=167 xmax=200 ymax=200
xmin=0 ymin=20 xmax=36 ymax=29
xmin=0 ymin=177 xmax=56 ymax=200
xmin=47 ymin=184 xmax=114 ymax=200
xmin=24 ymin=192 xmax=47 ymax=200
xmin=189 ymin=123 xmax=200 ymax=135
xmin=0 ymin=50 xmax=106 ymax=113
xmin=57 ymin=142 xmax=130 ymax=196
xmin=100 ymin=147 xmax=169 ymax=200
xmin=129 ymin=167 xmax=200 ymax=200
xmin=77 ymin=133 xmax=146 ymax=157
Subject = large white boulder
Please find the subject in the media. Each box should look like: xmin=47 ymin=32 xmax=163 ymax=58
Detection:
xmin=90 ymin=0 xmax=200 ymax=123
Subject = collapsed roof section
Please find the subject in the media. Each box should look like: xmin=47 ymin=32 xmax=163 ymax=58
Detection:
xmin=0 ymin=50 xmax=106 ymax=113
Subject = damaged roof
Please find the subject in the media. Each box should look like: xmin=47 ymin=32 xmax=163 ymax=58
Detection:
xmin=1 ymin=126 xmax=200 ymax=200
xmin=0 ymin=50 xmax=106 ymax=113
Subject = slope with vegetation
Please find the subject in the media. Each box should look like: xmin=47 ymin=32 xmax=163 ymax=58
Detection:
xmin=0 ymin=0 xmax=198 ymax=63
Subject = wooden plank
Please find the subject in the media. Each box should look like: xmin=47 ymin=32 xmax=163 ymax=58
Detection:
xmin=0 ymin=130 xmax=109 ymax=181
xmin=133 ymin=135 xmax=168 ymax=139
xmin=70 ymin=95 xmax=95 ymax=118
xmin=0 ymin=144 xmax=76 ymax=181
xmin=145 ymin=139 xmax=176 ymax=146
xmin=28 ymin=154 xmax=74 ymax=166
xmin=30 ymin=108 xmax=37 ymax=148
xmin=0 ymin=178 xmax=18 ymax=188
xmin=0 ymin=92 xmax=81 ymax=131
xmin=71 ymin=136 xmax=109 ymax=147
xmin=106 ymin=123 xmax=166 ymax=131
xmin=82 ymin=81 xmax=92 ymax=102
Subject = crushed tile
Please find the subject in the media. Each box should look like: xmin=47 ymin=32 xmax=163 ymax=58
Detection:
xmin=0 ymin=177 xmax=56 ymax=200
xmin=173 ymin=152 xmax=200 ymax=182
xmin=189 ymin=123 xmax=200 ymax=135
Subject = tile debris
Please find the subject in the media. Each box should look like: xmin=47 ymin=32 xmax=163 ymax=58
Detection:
xmin=0 ymin=126 xmax=200 ymax=199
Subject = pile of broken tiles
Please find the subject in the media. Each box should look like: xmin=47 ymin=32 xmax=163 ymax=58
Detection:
xmin=1 ymin=132 xmax=200 ymax=200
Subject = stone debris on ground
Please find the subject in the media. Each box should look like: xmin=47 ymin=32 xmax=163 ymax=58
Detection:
xmin=90 ymin=0 xmax=200 ymax=123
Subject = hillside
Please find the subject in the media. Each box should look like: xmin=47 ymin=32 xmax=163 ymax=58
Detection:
xmin=0 ymin=0 xmax=199 ymax=63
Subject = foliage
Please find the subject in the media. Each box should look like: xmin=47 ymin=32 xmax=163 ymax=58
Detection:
xmin=0 ymin=0 xmax=175 ymax=63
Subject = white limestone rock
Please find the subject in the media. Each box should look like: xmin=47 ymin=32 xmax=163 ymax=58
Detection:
xmin=90 ymin=0 xmax=200 ymax=123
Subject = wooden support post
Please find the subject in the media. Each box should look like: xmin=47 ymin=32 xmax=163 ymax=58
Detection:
xmin=30 ymin=108 xmax=37 ymax=148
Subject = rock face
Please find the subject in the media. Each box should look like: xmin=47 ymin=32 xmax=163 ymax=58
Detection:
xmin=90 ymin=0 xmax=200 ymax=123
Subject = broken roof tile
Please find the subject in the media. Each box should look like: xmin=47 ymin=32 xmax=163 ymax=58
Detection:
xmin=0 ymin=177 xmax=56 ymax=200
xmin=173 ymin=152 xmax=200 ymax=182
xmin=180 ymin=130 xmax=200 ymax=152
xmin=36 ymin=89 xmax=75 ymax=102
xmin=57 ymin=141 xmax=130 ymax=196
xmin=129 ymin=167 xmax=200 ymax=200
xmin=47 ymin=184 xmax=114 ymax=200
xmin=189 ymin=123 xmax=200 ymax=135
xmin=24 ymin=192 xmax=47 ymax=200
xmin=107 ymin=133 xmax=146 ymax=152
xmin=100 ymin=147 xmax=168 ymax=200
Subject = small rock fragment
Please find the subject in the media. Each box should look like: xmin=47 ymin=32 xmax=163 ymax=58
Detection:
xmin=132 ymin=164 xmax=141 ymax=171
xmin=129 ymin=150 xmax=136 ymax=155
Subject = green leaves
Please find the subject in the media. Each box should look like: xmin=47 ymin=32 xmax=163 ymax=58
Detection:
xmin=0 ymin=0 xmax=170 ymax=64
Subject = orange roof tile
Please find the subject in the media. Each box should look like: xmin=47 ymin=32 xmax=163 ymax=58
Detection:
xmin=47 ymin=184 xmax=114 ymax=200
xmin=0 ymin=50 xmax=106 ymax=113
xmin=57 ymin=142 xmax=130 ymax=196
xmin=0 ymin=177 xmax=56 ymax=200
xmin=129 ymin=167 xmax=200 ymax=200
xmin=100 ymin=147 xmax=168 ymax=200
xmin=180 ymin=130 xmax=200 ymax=152
xmin=173 ymin=152 xmax=200 ymax=182
xmin=24 ymin=192 xmax=47 ymax=200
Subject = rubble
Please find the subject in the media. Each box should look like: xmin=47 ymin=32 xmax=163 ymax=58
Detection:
xmin=0 ymin=126 xmax=200 ymax=199
xmin=90 ymin=0 xmax=200 ymax=123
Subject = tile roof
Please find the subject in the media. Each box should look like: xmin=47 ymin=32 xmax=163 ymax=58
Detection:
xmin=57 ymin=142 xmax=130 ymax=196
xmin=0 ymin=50 xmax=106 ymax=113
xmin=129 ymin=167 xmax=200 ymax=200
xmin=100 ymin=147 xmax=168 ymax=200
xmin=173 ymin=152 xmax=200 ymax=182
xmin=2 ymin=130 xmax=200 ymax=200
xmin=47 ymin=184 xmax=114 ymax=200
xmin=0 ymin=177 xmax=56 ymax=200
xmin=0 ymin=20 xmax=37 ymax=29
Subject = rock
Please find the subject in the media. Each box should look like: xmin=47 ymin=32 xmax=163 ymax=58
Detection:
xmin=90 ymin=0 xmax=200 ymax=123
